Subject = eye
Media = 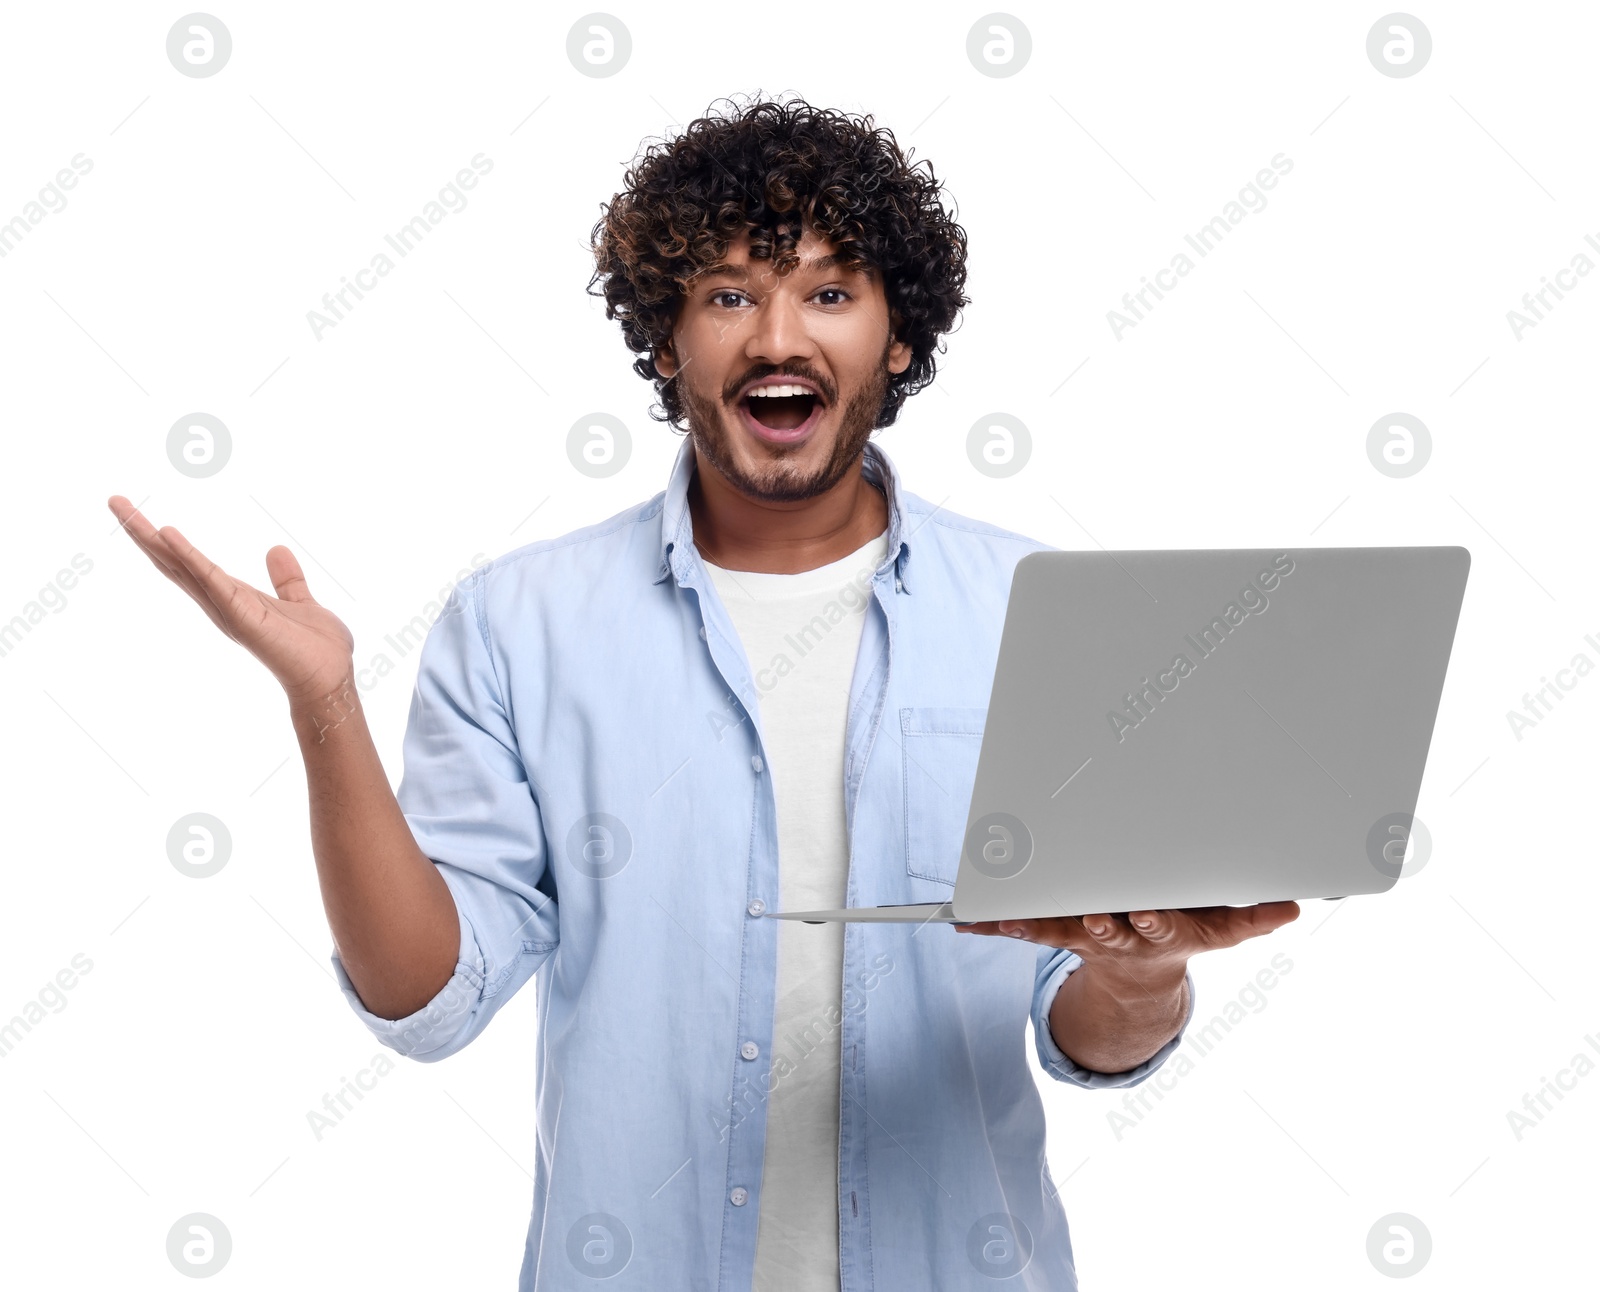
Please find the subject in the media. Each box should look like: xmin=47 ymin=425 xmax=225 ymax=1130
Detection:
xmin=814 ymin=288 xmax=851 ymax=306
xmin=710 ymin=290 xmax=748 ymax=309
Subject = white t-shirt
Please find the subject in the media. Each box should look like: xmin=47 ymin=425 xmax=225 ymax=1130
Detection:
xmin=702 ymin=527 xmax=889 ymax=1292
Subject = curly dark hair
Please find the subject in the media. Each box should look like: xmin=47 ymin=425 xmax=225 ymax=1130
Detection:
xmin=587 ymin=95 xmax=969 ymax=430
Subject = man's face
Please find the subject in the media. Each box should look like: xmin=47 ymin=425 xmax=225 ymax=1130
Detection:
xmin=655 ymin=227 xmax=912 ymax=504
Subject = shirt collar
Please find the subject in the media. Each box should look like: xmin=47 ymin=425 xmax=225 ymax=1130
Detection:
xmin=654 ymin=433 xmax=912 ymax=592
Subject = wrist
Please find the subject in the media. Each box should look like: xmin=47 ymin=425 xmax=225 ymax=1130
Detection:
xmin=1078 ymin=958 xmax=1188 ymax=1008
xmin=288 ymin=674 xmax=363 ymax=745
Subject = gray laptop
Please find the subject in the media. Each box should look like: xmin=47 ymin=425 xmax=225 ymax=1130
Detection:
xmin=767 ymin=546 xmax=1470 ymax=925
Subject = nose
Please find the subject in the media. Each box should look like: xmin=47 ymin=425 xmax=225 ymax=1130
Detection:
xmin=743 ymin=280 xmax=817 ymax=369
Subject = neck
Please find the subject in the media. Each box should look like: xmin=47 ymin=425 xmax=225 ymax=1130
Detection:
xmin=687 ymin=444 xmax=888 ymax=574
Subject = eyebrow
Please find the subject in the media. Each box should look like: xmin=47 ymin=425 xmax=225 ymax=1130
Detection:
xmin=693 ymin=253 xmax=870 ymax=283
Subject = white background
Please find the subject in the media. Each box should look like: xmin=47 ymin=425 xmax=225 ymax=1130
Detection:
xmin=1 ymin=1 xmax=1595 ymax=1287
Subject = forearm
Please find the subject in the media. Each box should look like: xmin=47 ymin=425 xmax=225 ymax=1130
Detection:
xmin=1047 ymin=959 xmax=1189 ymax=1074
xmin=290 ymin=677 xmax=460 ymax=1021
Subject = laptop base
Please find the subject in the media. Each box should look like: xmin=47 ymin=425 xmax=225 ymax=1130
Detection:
xmin=765 ymin=902 xmax=958 ymax=925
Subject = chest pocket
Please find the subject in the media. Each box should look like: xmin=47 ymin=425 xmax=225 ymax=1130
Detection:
xmin=900 ymin=706 xmax=988 ymax=886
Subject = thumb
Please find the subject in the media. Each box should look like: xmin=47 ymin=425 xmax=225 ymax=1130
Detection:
xmin=265 ymin=545 xmax=316 ymax=603
xmin=1249 ymin=900 xmax=1301 ymax=933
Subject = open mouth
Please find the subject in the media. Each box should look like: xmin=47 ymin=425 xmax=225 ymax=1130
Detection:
xmin=738 ymin=384 xmax=823 ymax=443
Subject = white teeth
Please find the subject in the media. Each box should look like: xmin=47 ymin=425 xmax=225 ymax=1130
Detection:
xmin=747 ymin=384 xmax=812 ymax=398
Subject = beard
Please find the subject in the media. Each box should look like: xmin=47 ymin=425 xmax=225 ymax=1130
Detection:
xmin=679 ymin=346 xmax=890 ymax=504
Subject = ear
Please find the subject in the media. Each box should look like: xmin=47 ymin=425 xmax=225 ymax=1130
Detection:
xmin=886 ymin=311 xmax=913 ymax=376
xmin=653 ymin=345 xmax=677 ymax=380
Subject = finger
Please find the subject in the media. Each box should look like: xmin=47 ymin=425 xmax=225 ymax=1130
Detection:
xmin=1185 ymin=900 xmax=1302 ymax=950
xmin=1077 ymin=912 xmax=1141 ymax=951
xmin=109 ymin=500 xmax=236 ymax=633
xmin=265 ymin=545 xmax=317 ymax=604
xmin=1244 ymin=900 xmax=1300 ymax=933
xmin=122 ymin=519 xmax=187 ymax=582
xmin=109 ymin=495 xmax=170 ymax=546
xmin=1212 ymin=900 xmax=1300 ymax=943
xmin=995 ymin=918 xmax=1077 ymax=944
xmin=111 ymin=498 xmax=197 ymax=587
xmin=139 ymin=538 xmax=234 ymax=636
xmin=109 ymin=496 xmax=177 ymax=569
xmin=115 ymin=514 xmax=181 ymax=583
xmin=160 ymin=524 xmax=259 ymax=634
xmin=957 ymin=919 xmax=1064 ymax=942
xmin=1126 ymin=910 xmax=1182 ymax=945
xmin=107 ymin=494 xmax=141 ymax=529
xmin=161 ymin=524 xmax=231 ymax=594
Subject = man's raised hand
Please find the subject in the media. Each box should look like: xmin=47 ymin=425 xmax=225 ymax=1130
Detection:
xmin=107 ymin=495 xmax=355 ymax=707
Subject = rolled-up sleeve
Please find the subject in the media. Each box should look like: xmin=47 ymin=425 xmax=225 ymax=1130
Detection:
xmin=330 ymin=569 xmax=559 ymax=1062
xmin=1030 ymin=946 xmax=1196 ymax=1089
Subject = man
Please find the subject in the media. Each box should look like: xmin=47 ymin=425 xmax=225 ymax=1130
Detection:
xmin=109 ymin=97 xmax=1296 ymax=1290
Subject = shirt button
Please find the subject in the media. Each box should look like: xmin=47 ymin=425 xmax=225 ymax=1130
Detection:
xmin=751 ymin=754 xmax=763 ymax=774
xmin=747 ymin=899 xmax=766 ymax=917
xmin=698 ymin=625 xmax=707 ymax=640
xmin=730 ymin=1187 xmax=749 ymax=1206
xmin=894 ymin=577 xmax=904 ymax=592
xmin=740 ymin=1041 xmax=759 ymax=1061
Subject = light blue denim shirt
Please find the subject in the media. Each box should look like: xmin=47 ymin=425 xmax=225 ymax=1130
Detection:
xmin=332 ymin=433 xmax=1194 ymax=1290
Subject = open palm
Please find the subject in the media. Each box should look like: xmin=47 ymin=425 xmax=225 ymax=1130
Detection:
xmin=107 ymin=495 xmax=355 ymax=706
